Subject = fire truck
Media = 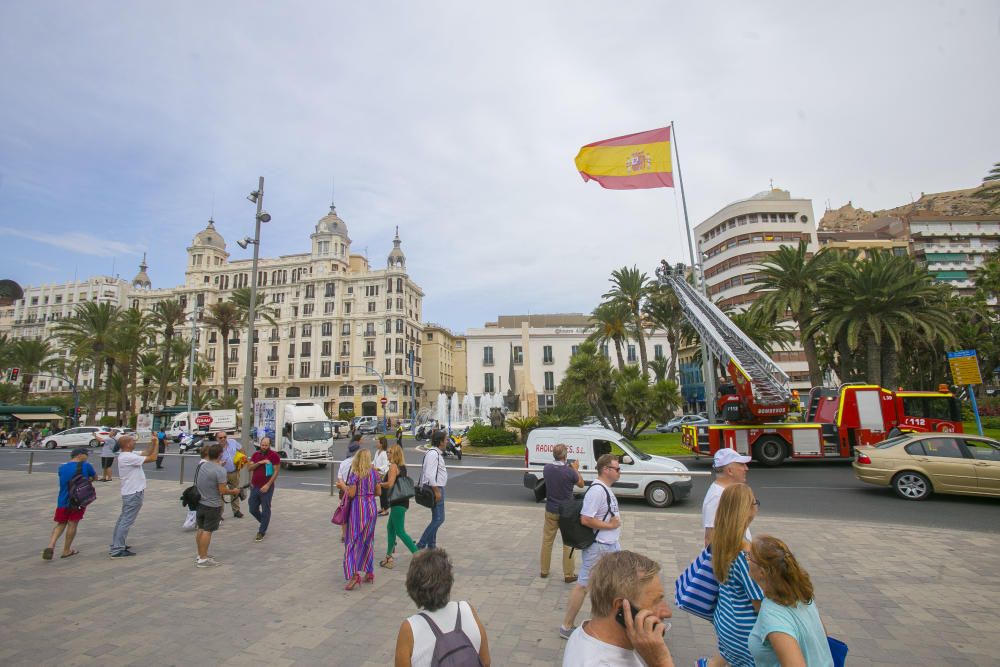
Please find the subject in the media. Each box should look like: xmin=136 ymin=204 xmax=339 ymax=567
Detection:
xmin=655 ymin=261 xmax=963 ymax=466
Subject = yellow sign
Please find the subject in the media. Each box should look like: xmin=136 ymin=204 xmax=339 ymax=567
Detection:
xmin=947 ymin=350 xmax=983 ymax=386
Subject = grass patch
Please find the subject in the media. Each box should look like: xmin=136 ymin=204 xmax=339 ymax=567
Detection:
xmin=464 ymin=444 xmax=524 ymax=457
xmin=963 ymin=422 xmax=1000 ymax=440
xmin=630 ymin=431 xmax=694 ymax=457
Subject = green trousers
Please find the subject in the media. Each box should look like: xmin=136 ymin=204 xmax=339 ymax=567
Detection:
xmin=387 ymin=505 xmax=418 ymax=556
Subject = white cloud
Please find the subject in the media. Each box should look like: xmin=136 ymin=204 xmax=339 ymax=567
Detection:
xmin=0 ymin=227 xmax=140 ymax=258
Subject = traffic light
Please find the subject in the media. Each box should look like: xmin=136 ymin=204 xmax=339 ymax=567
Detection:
xmin=7 ymin=367 xmax=19 ymax=383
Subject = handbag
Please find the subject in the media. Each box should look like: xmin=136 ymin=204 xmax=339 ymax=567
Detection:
xmin=674 ymin=546 xmax=719 ymax=622
xmin=389 ymin=468 xmax=416 ymax=506
xmin=331 ymin=491 xmax=352 ymax=525
xmin=415 ymin=449 xmax=443 ymax=508
xmin=827 ymin=636 xmax=848 ymax=667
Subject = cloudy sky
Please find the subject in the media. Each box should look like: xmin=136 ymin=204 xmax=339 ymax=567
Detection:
xmin=1 ymin=2 xmax=998 ymax=331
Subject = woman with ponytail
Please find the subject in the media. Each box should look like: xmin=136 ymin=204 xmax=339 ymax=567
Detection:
xmin=747 ymin=536 xmax=834 ymax=666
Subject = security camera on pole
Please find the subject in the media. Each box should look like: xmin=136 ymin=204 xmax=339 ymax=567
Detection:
xmin=239 ymin=177 xmax=271 ymax=453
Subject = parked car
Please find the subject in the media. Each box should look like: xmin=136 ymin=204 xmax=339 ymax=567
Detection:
xmin=853 ymin=432 xmax=1000 ymax=500
xmin=656 ymin=415 xmax=709 ymax=433
xmin=358 ymin=420 xmax=380 ymax=435
xmin=330 ymin=420 xmax=349 ymax=438
xmin=44 ymin=426 xmax=112 ymax=449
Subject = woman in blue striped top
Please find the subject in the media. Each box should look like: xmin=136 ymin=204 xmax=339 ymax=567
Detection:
xmin=708 ymin=483 xmax=764 ymax=667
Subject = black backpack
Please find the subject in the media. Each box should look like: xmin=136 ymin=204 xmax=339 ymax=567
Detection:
xmin=419 ymin=602 xmax=483 ymax=667
xmin=558 ymin=483 xmax=612 ymax=554
xmin=67 ymin=462 xmax=97 ymax=509
xmin=180 ymin=464 xmax=203 ymax=510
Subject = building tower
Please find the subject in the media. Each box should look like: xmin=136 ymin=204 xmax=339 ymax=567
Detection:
xmin=387 ymin=226 xmax=406 ymax=271
xmin=186 ymin=218 xmax=229 ymax=287
xmin=131 ymin=253 xmax=152 ymax=289
xmin=311 ymin=203 xmax=352 ymax=270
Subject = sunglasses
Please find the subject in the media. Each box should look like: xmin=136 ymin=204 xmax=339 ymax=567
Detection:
xmin=606 ymin=466 xmax=621 ymax=472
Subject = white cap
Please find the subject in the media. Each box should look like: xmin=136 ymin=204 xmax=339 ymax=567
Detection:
xmin=714 ymin=448 xmax=752 ymax=468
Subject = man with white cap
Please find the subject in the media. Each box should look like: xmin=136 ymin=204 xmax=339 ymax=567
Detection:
xmin=702 ymin=448 xmax=752 ymax=547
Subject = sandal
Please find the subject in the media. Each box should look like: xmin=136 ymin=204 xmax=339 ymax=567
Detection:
xmin=379 ymin=556 xmax=395 ymax=569
xmin=61 ymin=549 xmax=80 ymax=559
xmin=345 ymin=574 xmax=361 ymax=591
xmin=378 ymin=509 xmax=390 ymax=516
xmin=42 ymin=548 xmax=53 ymax=561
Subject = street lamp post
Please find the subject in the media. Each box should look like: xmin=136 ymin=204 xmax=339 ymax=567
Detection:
xmin=185 ymin=307 xmax=202 ymax=433
xmin=240 ymin=176 xmax=269 ymax=452
xmin=409 ymin=349 xmax=416 ymax=435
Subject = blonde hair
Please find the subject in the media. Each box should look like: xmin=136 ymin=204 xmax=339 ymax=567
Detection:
xmin=751 ymin=535 xmax=814 ymax=606
xmin=351 ymin=448 xmax=373 ymax=478
xmin=711 ymin=483 xmax=755 ymax=583
xmin=588 ymin=550 xmax=661 ymax=617
xmin=388 ymin=444 xmax=405 ymax=468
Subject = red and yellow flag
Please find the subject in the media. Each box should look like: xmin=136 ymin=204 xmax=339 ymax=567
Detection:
xmin=574 ymin=127 xmax=673 ymax=190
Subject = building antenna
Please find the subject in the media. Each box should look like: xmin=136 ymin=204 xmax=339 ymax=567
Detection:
xmin=331 ymin=177 xmax=336 ymax=210
xmin=769 ymin=177 xmax=774 ymax=190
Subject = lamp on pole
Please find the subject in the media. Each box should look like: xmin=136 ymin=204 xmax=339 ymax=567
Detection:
xmin=239 ymin=177 xmax=271 ymax=452
xmin=409 ymin=349 xmax=416 ymax=436
xmin=185 ymin=307 xmax=202 ymax=433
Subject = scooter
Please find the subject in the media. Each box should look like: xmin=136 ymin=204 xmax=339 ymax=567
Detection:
xmin=444 ymin=434 xmax=463 ymax=460
xmin=178 ymin=433 xmax=207 ymax=455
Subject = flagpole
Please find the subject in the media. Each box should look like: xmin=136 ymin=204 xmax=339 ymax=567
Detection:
xmin=671 ymin=121 xmax=717 ymax=422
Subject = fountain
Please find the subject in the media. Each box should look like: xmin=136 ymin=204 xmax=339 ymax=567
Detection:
xmin=462 ymin=394 xmax=476 ymax=423
xmin=449 ymin=392 xmax=460 ymax=427
xmin=435 ymin=394 xmax=448 ymax=426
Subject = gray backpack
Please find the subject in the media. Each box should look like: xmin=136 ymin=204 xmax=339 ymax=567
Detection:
xmin=418 ymin=603 xmax=483 ymax=667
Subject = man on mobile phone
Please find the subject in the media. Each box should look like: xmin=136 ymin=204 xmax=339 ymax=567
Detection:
xmin=562 ymin=550 xmax=675 ymax=667
xmin=246 ymin=436 xmax=281 ymax=542
xmin=109 ymin=435 xmax=157 ymax=558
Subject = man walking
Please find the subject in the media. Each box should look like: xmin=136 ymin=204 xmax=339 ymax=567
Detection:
xmin=194 ymin=442 xmax=242 ymax=567
xmin=109 ymin=434 xmax=157 ymax=558
xmin=215 ymin=431 xmax=244 ymax=518
xmin=560 ymin=453 xmax=622 ymax=639
xmin=702 ymin=448 xmax=752 ymax=546
xmin=42 ymin=448 xmax=96 ymax=560
xmin=99 ymin=429 xmax=117 ymax=482
xmin=541 ymin=444 xmax=584 ymax=583
xmin=247 ymin=436 xmax=281 ymax=542
xmin=395 ymin=422 xmax=404 ymax=447
xmin=416 ymin=430 xmax=448 ymax=550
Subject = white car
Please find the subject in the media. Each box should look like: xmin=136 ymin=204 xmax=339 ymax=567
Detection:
xmin=657 ymin=415 xmax=709 ymax=433
xmin=44 ymin=426 xmax=112 ymax=449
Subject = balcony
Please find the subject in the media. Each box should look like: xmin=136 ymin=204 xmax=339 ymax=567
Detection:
xmin=483 ymin=359 xmax=494 ymax=367
xmin=364 ymin=328 xmax=377 ymax=337
xmin=363 ymin=351 xmax=376 ymax=358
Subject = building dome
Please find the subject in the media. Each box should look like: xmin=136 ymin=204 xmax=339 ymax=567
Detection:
xmin=192 ymin=218 xmax=226 ymax=249
xmin=315 ymin=204 xmax=352 ymax=242
xmin=388 ymin=227 xmax=405 ymax=269
xmin=132 ymin=253 xmax=152 ymax=289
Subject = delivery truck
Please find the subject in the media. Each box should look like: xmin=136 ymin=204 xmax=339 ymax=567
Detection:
xmin=253 ymin=399 xmax=336 ymax=469
xmin=166 ymin=409 xmax=238 ymax=442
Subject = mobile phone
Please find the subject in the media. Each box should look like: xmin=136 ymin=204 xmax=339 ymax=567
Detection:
xmin=615 ymin=601 xmax=640 ymax=628
xmin=265 ymin=462 xmax=274 ymax=477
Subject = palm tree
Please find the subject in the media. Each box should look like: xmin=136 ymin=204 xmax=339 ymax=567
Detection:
xmin=975 ymin=249 xmax=1000 ymax=304
xmin=231 ymin=287 xmax=279 ymax=328
xmin=202 ymin=301 xmax=242 ymax=398
xmin=149 ymin=299 xmax=187 ymax=408
xmin=643 ymin=283 xmax=684 ymax=381
xmin=603 ymin=266 xmax=652 ymax=378
xmin=973 ymin=161 xmax=1000 ymax=212
xmin=9 ymin=339 xmax=56 ymax=402
xmin=111 ymin=307 xmax=154 ymax=422
xmin=809 ymin=251 xmax=954 ymax=387
xmin=648 ymin=357 xmax=670 ymax=382
xmin=53 ymin=302 xmax=121 ymax=424
xmin=0 ymin=333 xmax=11 ymax=370
xmin=750 ymin=240 xmax=831 ymax=387
xmin=138 ymin=351 xmax=161 ymax=412
xmin=589 ymin=301 xmax=630 ymax=369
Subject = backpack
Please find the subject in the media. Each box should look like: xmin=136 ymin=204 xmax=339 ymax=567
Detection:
xmin=67 ymin=461 xmax=97 ymax=509
xmin=419 ymin=602 xmax=483 ymax=667
xmin=180 ymin=464 xmax=203 ymax=510
xmin=557 ymin=483 xmax=613 ymax=554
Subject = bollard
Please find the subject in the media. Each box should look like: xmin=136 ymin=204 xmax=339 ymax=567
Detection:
xmin=28 ymin=451 xmax=34 ymax=474
xmin=179 ymin=454 xmax=186 ymax=485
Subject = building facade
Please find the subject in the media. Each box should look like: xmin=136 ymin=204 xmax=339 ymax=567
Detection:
xmin=6 ymin=205 xmax=426 ymax=421
xmin=906 ymin=213 xmax=1000 ymax=297
xmin=422 ymin=324 xmax=467 ymax=408
xmin=694 ymin=188 xmax=819 ymax=391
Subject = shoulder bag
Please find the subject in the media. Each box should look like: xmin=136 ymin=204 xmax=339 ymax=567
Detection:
xmin=331 ymin=484 xmax=353 ymax=525
xmin=415 ymin=450 xmax=442 ymax=508
xmin=180 ymin=464 xmax=203 ymax=510
xmin=388 ymin=466 xmax=416 ymax=506
xmin=674 ymin=545 xmax=719 ymax=622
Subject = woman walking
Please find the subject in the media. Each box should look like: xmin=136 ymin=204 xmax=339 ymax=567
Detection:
xmin=379 ymin=444 xmax=418 ymax=569
xmin=336 ymin=448 xmax=381 ymax=590
xmin=704 ymin=483 xmax=764 ymax=667
xmin=747 ymin=535 xmax=835 ymax=666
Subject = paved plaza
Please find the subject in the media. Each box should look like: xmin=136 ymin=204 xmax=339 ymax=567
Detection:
xmin=0 ymin=468 xmax=998 ymax=666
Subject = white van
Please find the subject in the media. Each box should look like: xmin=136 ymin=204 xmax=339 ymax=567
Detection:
xmin=523 ymin=427 xmax=692 ymax=508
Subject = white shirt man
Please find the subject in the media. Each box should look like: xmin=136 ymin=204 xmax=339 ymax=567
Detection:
xmin=702 ymin=448 xmax=752 ymax=546
xmin=109 ymin=435 xmax=157 ymax=557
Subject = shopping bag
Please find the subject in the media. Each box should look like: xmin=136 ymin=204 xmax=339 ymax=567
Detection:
xmin=674 ymin=546 xmax=719 ymax=622
xmin=331 ymin=494 xmax=351 ymax=525
xmin=182 ymin=509 xmax=197 ymax=531
xmin=827 ymin=636 xmax=848 ymax=667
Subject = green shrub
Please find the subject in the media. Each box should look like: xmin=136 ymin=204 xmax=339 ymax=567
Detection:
xmin=467 ymin=423 xmax=518 ymax=447
xmin=98 ymin=415 xmax=118 ymax=427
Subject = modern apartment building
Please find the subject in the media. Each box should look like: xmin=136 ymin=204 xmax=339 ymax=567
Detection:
xmin=907 ymin=213 xmax=1000 ymax=296
xmin=422 ymin=323 xmax=467 ymax=407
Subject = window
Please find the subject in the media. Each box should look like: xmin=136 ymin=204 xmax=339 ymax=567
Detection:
xmin=321 ymin=340 xmax=332 ymax=356
xmin=227 ymin=365 xmax=237 ymax=378
xmin=368 ymin=301 xmax=376 ymax=313
xmin=543 ymin=345 xmax=553 ymax=364
xmin=229 ymin=348 xmax=239 ymax=362
xmin=288 ymin=344 xmax=295 ymax=358
xmin=301 ymin=342 xmax=311 ymax=357
xmin=600 ymin=344 xmax=609 ymax=358
xmin=286 ymin=386 xmax=301 ymax=398
xmin=209 ymin=331 xmax=218 ymax=343
xmin=321 ymin=321 xmax=332 ymax=336
xmin=396 ymin=319 xmax=403 ymax=333
xmin=325 ymin=282 xmax=335 ymax=297
xmin=544 ymin=371 xmax=555 ymax=391
xmin=364 ymin=341 xmax=375 ymax=357
xmin=269 ymin=364 xmax=277 ymax=378
xmin=300 ymin=362 xmax=311 ymax=377
xmin=627 ymin=345 xmax=637 ymax=362
xmin=341 ymin=341 xmax=350 ymax=355
xmin=386 ymin=359 xmax=392 ymax=375
xmin=426 ymin=332 xmax=434 ymax=341
xmin=921 ymin=438 xmax=964 ymax=459
xmin=483 ymin=346 xmax=494 ymax=365
xmin=303 ymin=303 xmax=314 ymax=315
xmin=963 ymin=439 xmax=1000 ymax=462
xmin=324 ymin=301 xmax=335 ymax=314
xmin=484 ymin=373 xmax=495 ymax=393
xmin=302 ymin=324 xmax=312 ymax=336
xmin=513 ymin=346 xmax=523 ymax=365
xmin=385 ymin=319 xmax=392 ymax=334
xmin=654 ymin=344 xmax=664 ymax=360
xmin=395 ymin=358 xmax=404 ymax=375
xmin=342 ymin=323 xmax=351 ymax=336
xmin=571 ymin=345 xmax=580 ymax=356
xmin=321 ymin=361 xmax=332 ymax=377
xmin=396 ymin=338 xmax=404 ymax=354
xmin=344 ymin=302 xmax=352 ymax=314
xmin=396 ymin=297 xmax=403 ymax=311
xmin=397 ymin=278 xmax=403 ymax=293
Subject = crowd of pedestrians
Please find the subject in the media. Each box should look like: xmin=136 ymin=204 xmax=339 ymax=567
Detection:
xmin=33 ymin=423 xmax=839 ymax=666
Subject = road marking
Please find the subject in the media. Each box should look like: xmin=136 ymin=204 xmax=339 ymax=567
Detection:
xmin=469 ymin=481 xmax=521 ymax=487
xmin=762 ymin=485 xmax=859 ymax=490
xmin=19 ymin=462 xmax=46 ymax=466
xmin=299 ymin=483 xmax=329 ymax=487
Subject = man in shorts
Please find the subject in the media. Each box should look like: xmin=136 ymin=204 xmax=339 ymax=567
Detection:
xmin=99 ymin=430 xmax=117 ymax=482
xmin=43 ymin=448 xmax=96 ymax=560
xmin=194 ymin=442 xmax=241 ymax=567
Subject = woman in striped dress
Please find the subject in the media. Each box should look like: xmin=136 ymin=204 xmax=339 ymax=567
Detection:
xmin=336 ymin=448 xmax=381 ymax=590
xmin=708 ymin=483 xmax=764 ymax=667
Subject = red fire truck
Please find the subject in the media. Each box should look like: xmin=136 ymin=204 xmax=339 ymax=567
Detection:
xmin=655 ymin=261 xmax=963 ymax=466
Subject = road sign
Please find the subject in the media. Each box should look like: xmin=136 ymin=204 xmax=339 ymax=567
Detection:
xmin=195 ymin=414 xmax=214 ymax=427
xmin=947 ymin=350 xmax=983 ymax=386
xmin=380 ymin=396 xmax=388 ymax=406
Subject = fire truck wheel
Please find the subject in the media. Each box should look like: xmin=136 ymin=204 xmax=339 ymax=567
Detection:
xmin=754 ymin=437 xmax=787 ymax=467
xmin=892 ymin=471 xmax=932 ymax=501
xmin=644 ymin=482 xmax=674 ymax=508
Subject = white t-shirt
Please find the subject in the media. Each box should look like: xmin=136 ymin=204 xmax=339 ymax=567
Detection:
xmin=338 ymin=454 xmax=355 ymax=482
xmin=117 ymin=451 xmax=147 ymax=495
xmin=702 ymin=482 xmax=751 ymax=541
xmin=420 ymin=448 xmax=447 ymax=487
xmin=373 ymin=449 xmax=390 ymax=476
xmin=406 ymin=601 xmax=481 ymax=667
xmin=563 ymin=622 xmax=647 ymax=667
xmin=581 ymin=480 xmax=620 ymax=545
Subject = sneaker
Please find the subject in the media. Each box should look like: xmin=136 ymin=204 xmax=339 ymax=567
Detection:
xmin=196 ymin=557 xmax=220 ymax=568
xmin=694 ymin=659 xmax=710 ymax=667
xmin=559 ymin=625 xmax=575 ymax=640
xmin=110 ymin=550 xmax=136 ymax=559
xmin=233 ymin=511 xmax=244 ymax=519
xmin=255 ymin=532 xmax=264 ymax=542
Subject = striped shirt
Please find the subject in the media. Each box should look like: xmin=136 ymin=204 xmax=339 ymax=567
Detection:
xmin=713 ymin=551 xmax=764 ymax=667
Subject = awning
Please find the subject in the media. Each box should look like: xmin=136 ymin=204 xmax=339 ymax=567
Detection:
xmin=13 ymin=413 xmax=63 ymax=421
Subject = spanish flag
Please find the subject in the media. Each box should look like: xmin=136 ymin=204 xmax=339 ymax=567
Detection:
xmin=574 ymin=127 xmax=673 ymax=190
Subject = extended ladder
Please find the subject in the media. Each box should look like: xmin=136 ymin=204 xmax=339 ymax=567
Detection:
xmin=655 ymin=261 xmax=791 ymax=408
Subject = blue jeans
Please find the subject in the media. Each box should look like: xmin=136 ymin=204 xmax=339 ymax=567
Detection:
xmin=110 ymin=491 xmax=144 ymax=554
xmin=417 ymin=487 xmax=445 ymax=549
xmin=248 ymin=485 xmax=274 ymax=535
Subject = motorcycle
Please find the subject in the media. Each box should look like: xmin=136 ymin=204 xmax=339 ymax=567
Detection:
xmin=443 ymin=433 xmax=464 ymax=460
xmin=178 ymin=433 xmax=207 ymax=455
